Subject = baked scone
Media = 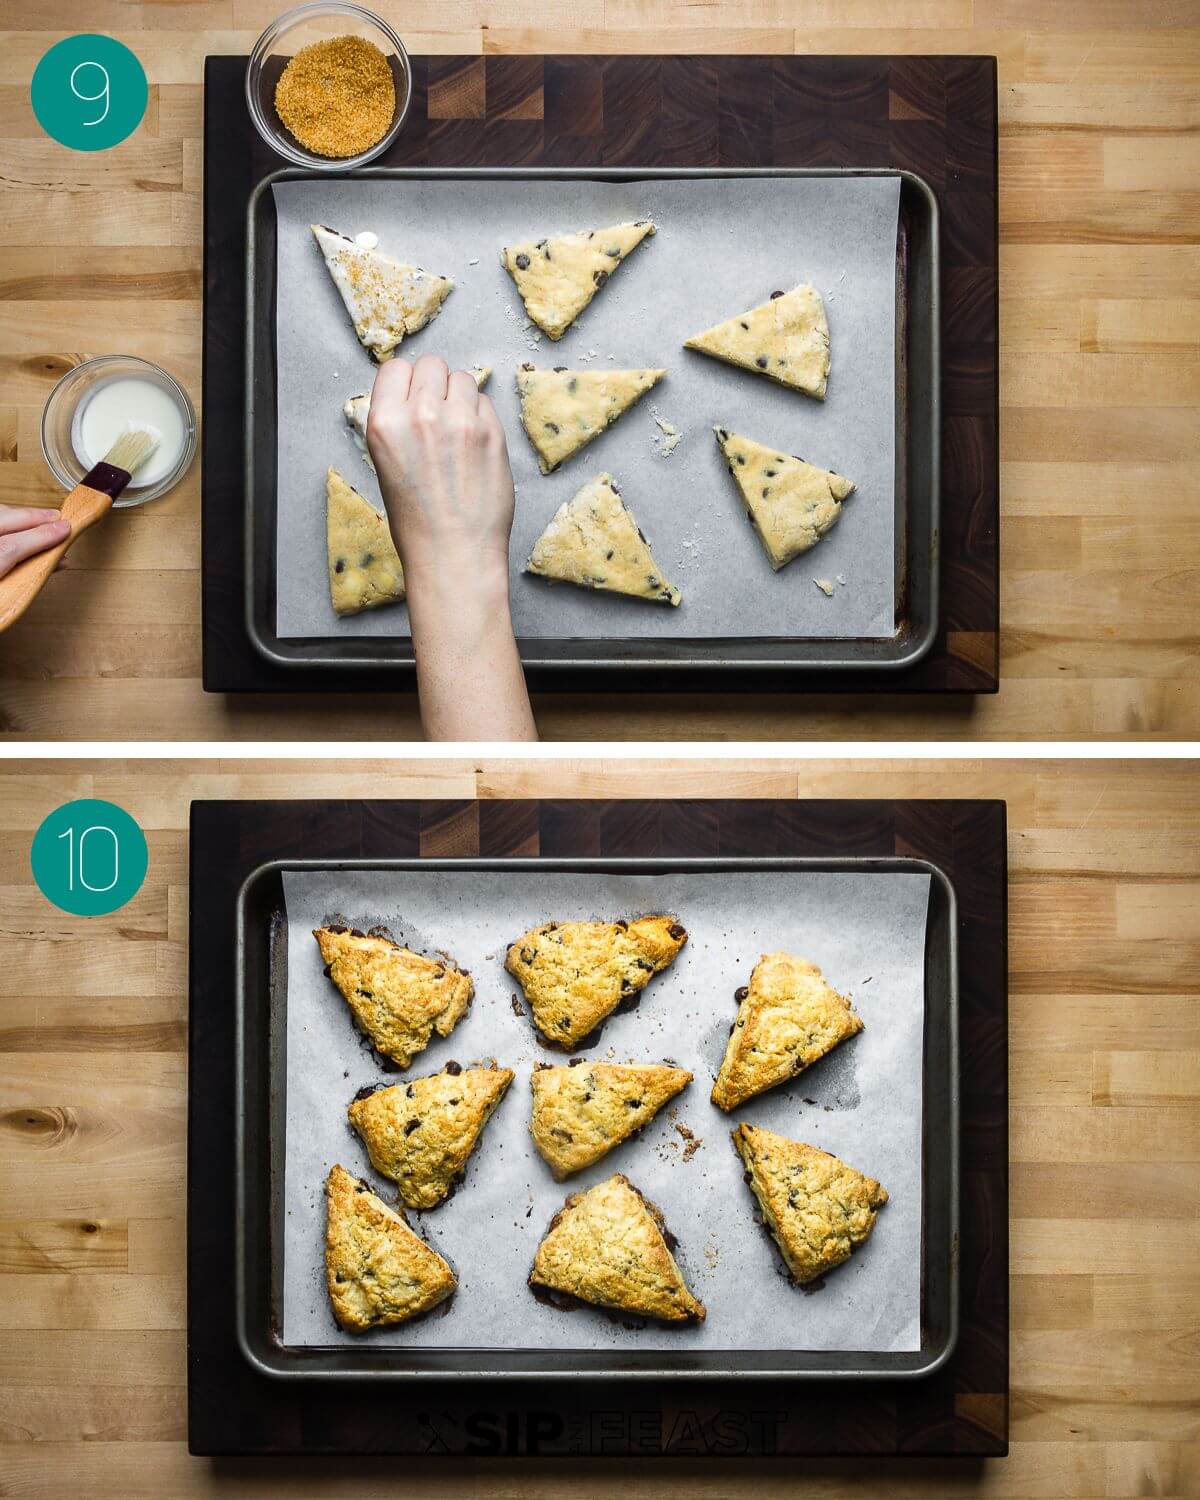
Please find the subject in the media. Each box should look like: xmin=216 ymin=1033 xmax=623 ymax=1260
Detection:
xmin=711 ymin=952 xmax=863 ymax=1111
xmin=314 ymin=925 xmax=473 ymax=1069
xmin=714 ymin=428 xmax=854 ymax=570
xmin=325 ymin=1164 xmax=457 ymax=1331
xmin=344 ymin=365 xmax=491 ymax=472
xmin=684 ymin=284 xmax=830 ymax=398
xmin=530 ymin=1061 xmax=692 ymax=1178
xmin=529 ymin=1173 xmax=704 ymax=1322
xmin=526 ymin=473 xmax=681 ymax=606
xmin=312 ymin=224 xmax=453 ymax=361
xmin=348 ymin=1065 xmax=515 ymax=1210
xmin=326 ymin=467 xmax=405 ymax=616
xmin=732 ymin=1124 xmax=887 ymax=1283
xmin=501 ymin=219 xmax=656 ymax=340
xmin=516 ymin=364 xmax=665 ymax=473
xmin=506 ymin=915 xmax=687 ymax=1048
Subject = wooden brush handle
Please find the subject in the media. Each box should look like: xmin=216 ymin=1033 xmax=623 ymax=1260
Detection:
xmin=0 ymin=471 xmax=123 ymax=634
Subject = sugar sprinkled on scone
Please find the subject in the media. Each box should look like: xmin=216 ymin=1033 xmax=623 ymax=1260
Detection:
xmin=529 ymin=1172 xmax=705 ymax=1322
xmin=312 ymin=224 xmax=453 ymax=362
xmin=506 ymin=914 xmax=687 ymax=1048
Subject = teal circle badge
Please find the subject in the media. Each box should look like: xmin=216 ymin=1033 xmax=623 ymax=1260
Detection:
xmin=30 ymin=799 xmax=148 ymax=916
xmin=31 ymin=35 xmax=148 ymax=151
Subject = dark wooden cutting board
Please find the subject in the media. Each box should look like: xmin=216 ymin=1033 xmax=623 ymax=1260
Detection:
xmin=188 ymin=797 xmax=1008 ymax=1455
xmin=202 ymin=54 xmax=998 ymax=694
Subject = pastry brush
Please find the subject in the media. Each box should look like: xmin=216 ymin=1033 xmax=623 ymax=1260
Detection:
xmin=0 ymin=422 xmax=160 ymax=634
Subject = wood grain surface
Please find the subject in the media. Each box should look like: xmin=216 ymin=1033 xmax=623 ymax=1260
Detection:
xmin=0 ymin=756 xmax=1197 ymax=1491
xmin=2 ymin=7 xmax=1199 ymax=740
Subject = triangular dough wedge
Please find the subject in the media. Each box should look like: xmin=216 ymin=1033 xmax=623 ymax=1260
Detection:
xmin=684 ymin=283 xmax=830 ymax=398
xmin=526 ymin=473 xmax=680 ymax=606
xmin=711 ymin=952 xmax=863 ymax=1111
xmin=516 ymin=364 xmax=664 ymax=473
xmin=530 ymin=1173 xmax=705 ymax=1322
xmin=343 ymin=363 xmax=492 ymax=470
xmin=326 ymin=467 xmax=405 ymax=616
xmin=501 ymin=219 xmax=655 ymax=340
xmin=530 ymin=1061 xmax=693 ymax=1178
xmin=314 ymin=925 xmax=473 ymax=1069
xmin=325 ymin=1164 xmax=456 ymax=1330
xmin=714 ymin=428 xmax=854 ymax=569
xmin=349 ymin=1065 xmax=514 ymax=1210
xmin=506 ymin=915 xmax=688 ymax=1048
xmin=312 ymin=224 xmax=453 ymax=362
xmin=732 ymin=1125 xmax=887 ymax=1284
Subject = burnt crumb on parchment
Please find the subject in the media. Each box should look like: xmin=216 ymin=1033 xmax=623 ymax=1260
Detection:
xmin=674 ymin=1122 xmax=703 ymax=1161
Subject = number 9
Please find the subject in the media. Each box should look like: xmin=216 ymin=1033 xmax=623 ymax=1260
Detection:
xmin=69 ymin=60 xmax=110 ymax=126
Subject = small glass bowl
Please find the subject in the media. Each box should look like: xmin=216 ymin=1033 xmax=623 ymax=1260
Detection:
xmin=40 ymin=356 xmax=197 ymax=509
xmin=246 ymin=2 xmax=412 ymax=170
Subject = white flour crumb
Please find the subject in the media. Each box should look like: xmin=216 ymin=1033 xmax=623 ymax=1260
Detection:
xmin=836 ymin=574 xmax=846 ymax=586
xmin=814 ymin=578 xmax=835 ymax=596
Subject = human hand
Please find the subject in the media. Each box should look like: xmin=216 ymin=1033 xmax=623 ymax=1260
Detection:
xmin=0 ymin=506 xmax=70 ymax=579
xmin=364 ymin=354 xmax=535 ymax=742
xmin=366 ymin=355 xmax=515 ymax=590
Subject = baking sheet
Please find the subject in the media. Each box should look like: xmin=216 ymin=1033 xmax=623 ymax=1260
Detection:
xmin=280 ymin=867 xmax=928 ymax=1353
xmin=272 ymin=175 xmax=901 ymax=641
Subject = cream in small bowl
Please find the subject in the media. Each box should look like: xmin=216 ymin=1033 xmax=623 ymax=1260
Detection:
xmin=41 ymin=356 xmax=196 ymax=507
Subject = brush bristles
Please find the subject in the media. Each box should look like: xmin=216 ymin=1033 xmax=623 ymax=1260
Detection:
xmin=103 ymin=424 xmax=160 ymax=475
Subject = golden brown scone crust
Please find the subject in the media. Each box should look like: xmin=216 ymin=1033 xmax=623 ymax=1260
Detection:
xmin=325 ymin=1164 xmax=457 ymax=1331
xmin=505 ymin=915 xmax=687 ymax=1048
xmin=529 ymin=1172 xmax=705 ymax=1322
xmin=732 ymin=1124 xmax=887 ymax=1284
xmin=530 ymin=1061 xmax=692 ymax=1178
xmin=711 ymin=952 xmax=863 ymax=1111
xmin=314 ymin=926 xmax=473 ymax=1070
xmin=348 ymin=1065 xmax=514 ymax=1210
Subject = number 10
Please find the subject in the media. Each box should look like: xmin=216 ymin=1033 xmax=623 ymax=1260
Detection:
xmin=70 ymin=60 xmax=110 ymax=126
xmin=57 ymin=824 xmax=119 ymax=892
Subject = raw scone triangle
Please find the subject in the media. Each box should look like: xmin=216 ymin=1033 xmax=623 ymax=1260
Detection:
xmin=325 ymin=1164 xmax=457 ymax=1331
xmin=714 ymin=427 xmax=854 ymax=570
xmin=314 ymin=925 xmax=473 ymax=1070
xmin=326 ymin=467 xmax=405 ymax=616
xmin=711 ymin=952 xmax=863 ymax=1112
xmin=530 ymin=1061 xmax=693 ymax=1179
xmin=516 ymin=364 xmax=665 ymax=473
xmin=501 ymin=219 xmax=656 ymax=340
xmin=732 ymin=1124 xmax=887 ymax=1284
xmin=312 ymin=224 xmax=453 ymax=362
xmin=344 ymin=365 xmax=492 ymax=471
xmin=684 ymin=283 xmax=830 ymax=398
xmin=526 ymin=473 xmax=681 ymax=606
xmin=506 ymin=915 xmax=688 ymax=1048
xmin=348 ymin=1065 xmax=515 ymax=1210
xmin=529 ymin=1173 xmax=705 ymax=1322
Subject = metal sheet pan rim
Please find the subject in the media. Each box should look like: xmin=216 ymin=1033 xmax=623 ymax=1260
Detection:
xmin=235 ymin=854 xmax=959 ymax=1382
xmin=244 ymin=166 xmax=940 ymax=674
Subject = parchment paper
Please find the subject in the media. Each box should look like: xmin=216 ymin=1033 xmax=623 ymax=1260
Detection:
xmin=280 ymin=867 xmax=928 ymax=1353
xmin=272 ymin=175 xmax=901 ymax=640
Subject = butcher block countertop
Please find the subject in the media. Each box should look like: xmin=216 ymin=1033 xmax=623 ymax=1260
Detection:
xmin=0 ymin=756 xmax=1196 ymax=1492
xmin=1 ymin=6 xmax=1198 ymax=740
